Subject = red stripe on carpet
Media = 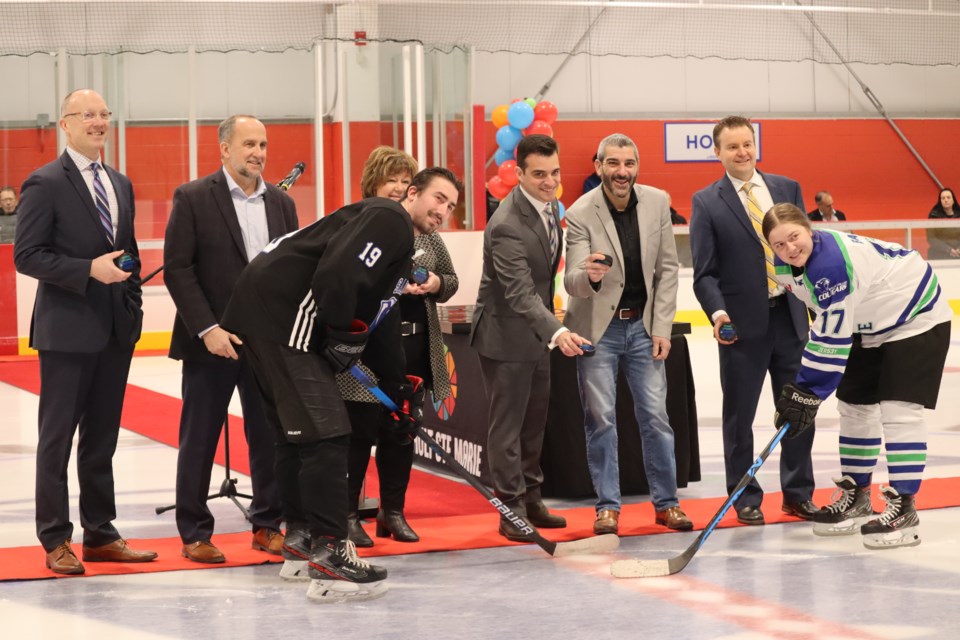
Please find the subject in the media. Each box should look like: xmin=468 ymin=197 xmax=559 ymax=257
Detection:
xmin=4 ymin=476 xmax=960 ymax=581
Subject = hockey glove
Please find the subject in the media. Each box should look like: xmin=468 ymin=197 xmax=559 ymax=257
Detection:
xmin=774 ymin=383 xmax=821 ymax=439
xmin=321 ymin=320 xmax=368 ymax=373
xmin=384 ymin=375 xmax=426 ymax=441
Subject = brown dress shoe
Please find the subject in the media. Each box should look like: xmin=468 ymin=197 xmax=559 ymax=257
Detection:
xmin=182 ymin=540 xmax=226 ymax=564
xmin=593 ymin=509 xmax=619 ymax=535
xmin=655 ymin=506 xmax=694 ymax=531
xmin=83 ymin=539 xmax=158 ymax=563
xmin=46 ymin=540 xmax=85 ymax=575
xmin=252 ymin=528 xmax=285 ymax=555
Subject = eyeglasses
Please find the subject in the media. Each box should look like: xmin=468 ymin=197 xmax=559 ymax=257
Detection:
xmin=63 ymin=111 xmax=113 ymax=122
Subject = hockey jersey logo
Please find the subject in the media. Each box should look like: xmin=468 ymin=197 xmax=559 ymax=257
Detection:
xmin=814 ymin=276 xmax=848 ymax=303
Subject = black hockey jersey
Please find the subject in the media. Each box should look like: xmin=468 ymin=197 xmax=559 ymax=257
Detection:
xmin=222 ymin=198 xmax=415 ymax=357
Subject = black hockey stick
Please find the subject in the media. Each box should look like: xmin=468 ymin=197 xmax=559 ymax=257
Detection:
xmin=611 ymin=422 xmax=791 ymax=578
xmin=347 ymin=365 xmax=619 ymax=558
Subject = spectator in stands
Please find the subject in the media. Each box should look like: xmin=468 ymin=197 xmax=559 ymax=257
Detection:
xmin=582 ymin=154 xmax=601 ymax=195
xmin=927 ymin=187 xmax=960 ymax=259
xmin=807 ymin=191 xmax=846 ymax=222
xmin=665 ymin=191 xmax=687 ymax=225
xmin=0 ymin=186 xmax=18 ymax=244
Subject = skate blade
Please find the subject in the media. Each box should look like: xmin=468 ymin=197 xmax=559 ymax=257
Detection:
xmin=862 ymin=527 xmax=921 ymax=550
xmin=279 ymin=560 xmax=310 ymax=582
xmin=812 ymin=517 xmax=867 ymax=537
xmin=611 ymin=558 xmax=671 ymax=578
xmin=306 ymin=579 xmax=389 ymax=603
xmin=551 ymin=534 xmax=620 ymax=557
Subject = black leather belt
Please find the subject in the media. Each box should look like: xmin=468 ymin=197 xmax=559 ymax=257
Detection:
xmin=614 ymin=308 xmax=640 ymax=320
xmin=400 ymin=321 xmax=426 ymax=336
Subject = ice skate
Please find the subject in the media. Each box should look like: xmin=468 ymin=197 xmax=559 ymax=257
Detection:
xmin=279 ymin=527 xmax=311 ymax=582
xmin=812 ymin=475 xmax=874 ymax=536
xmin=861 ymin=485 xmax=920 ymax=550
xmin=306 ymin=538 xmax=388 ymax=603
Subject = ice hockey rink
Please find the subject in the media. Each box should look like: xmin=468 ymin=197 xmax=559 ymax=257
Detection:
xmin=1 ymin=322 xmax=958 ymax=640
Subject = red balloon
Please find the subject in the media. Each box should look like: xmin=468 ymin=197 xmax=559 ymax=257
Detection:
xmin=487 ymin=176 xmax=511 ymax=200
xmin=526 ymin=120 xmax=554 ymax=138
xmin=534 ymin=100 xmax=559 ymax=125
xmin=497 ymin=160 xmax=518 ymax=186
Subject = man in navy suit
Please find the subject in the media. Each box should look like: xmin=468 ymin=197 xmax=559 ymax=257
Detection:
xmin=164 ymin=115 xmax=297 ymax=563
xmin=15 ymin=89 xmax=157 ymax=574
xmin=690 ymin=116 xmax=817 ymax=526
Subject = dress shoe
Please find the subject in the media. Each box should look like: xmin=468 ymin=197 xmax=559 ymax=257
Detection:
xmin=593 ymin=509 xmax=619 ymax=535
xmin=736 ymin=505 xmax=765 ymax=526
xmin=782 ymin=500 xmax=819 ymax=521
xmin=46 ymin=540 xmax=85 ymax=575
xmin=524 ymin=500 xmax=567 ymax=528
xmin=252 ymin=528 xmax=284 ymax=555
xmin=376 ymin=510 xmax=420 ymax=542
xmin=83 ymin=538 xmax=158 ymax=563
xmin=655 ymin=506 xmax=694 ymax=531
xmin=347 ymin=513 xmax=374 ymax=548
xmin=181 ymin=540 xmax=226 ymax=564
xmin=498 ymin=517 xmax=536 ymax=542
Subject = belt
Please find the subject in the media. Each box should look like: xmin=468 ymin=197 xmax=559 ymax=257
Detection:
xmin=400 ymin=321 xmax=426 ymax=337
xmin=614 ymin=308 xmax=640 ymax=320
xmin=768 ymin=295 xmax=783 ymax=308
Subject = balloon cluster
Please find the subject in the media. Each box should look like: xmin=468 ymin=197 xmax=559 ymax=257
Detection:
xmin=487 ymin=98 xmax=559 ymax=201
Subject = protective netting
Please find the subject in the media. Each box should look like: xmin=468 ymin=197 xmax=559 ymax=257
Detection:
xmin=1 ymin=0 xmax=959 ymax=66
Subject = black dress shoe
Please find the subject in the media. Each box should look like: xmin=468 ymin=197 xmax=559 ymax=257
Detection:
xmin=347 ymin=513 xmax=373 ymax=547
xmin=498 ymin=517 xmax=536 ymax=542
xmin=524 ymin=500 xmax=566 ymax=528
xmin=736 ymin=505 xmax=765 ymax=525
xmin=782 ymin=500 xmax=818 ymax=520
xmin=376 ymin=510 xmax=420 ymax=542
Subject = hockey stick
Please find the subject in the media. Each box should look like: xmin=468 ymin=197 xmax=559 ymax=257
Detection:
xmin=347 ymin=365 xmax=619 ymax=558
xmin=610 ymin=422 xmax=791 ymax=578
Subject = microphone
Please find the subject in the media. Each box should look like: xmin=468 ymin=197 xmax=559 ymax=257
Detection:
xmin=277 ymin=161 xmax=306 ymax=191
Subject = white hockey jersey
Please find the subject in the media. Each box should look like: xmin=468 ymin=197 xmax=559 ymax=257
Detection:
xmin=773 ymin=229 xmax=952 ymax=400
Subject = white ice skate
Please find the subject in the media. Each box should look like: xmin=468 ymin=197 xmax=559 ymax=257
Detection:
xmin=861 ymin=485 xmax=920 ymax=550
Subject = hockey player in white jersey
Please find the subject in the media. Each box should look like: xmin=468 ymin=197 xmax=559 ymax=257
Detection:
xmin=762 ymin=203 xmax=951 ymax=549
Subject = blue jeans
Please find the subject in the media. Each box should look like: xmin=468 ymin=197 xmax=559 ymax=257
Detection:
xmin=576 ymin=318 xmax=678 ymax=513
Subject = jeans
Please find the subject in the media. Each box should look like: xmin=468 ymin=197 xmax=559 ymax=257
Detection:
xmin=576 ymin=318 xmax=678 ymax=512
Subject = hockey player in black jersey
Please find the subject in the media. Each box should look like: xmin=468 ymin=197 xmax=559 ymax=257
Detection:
xmin=221 ymin=167 xmax=461 ymax=602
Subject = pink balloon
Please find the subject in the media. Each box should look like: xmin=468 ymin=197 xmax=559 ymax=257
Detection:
xmin=487 ymin=176 xmax=511 ymax=200
xmin=498 ymin=160 xmax=518 ymax=187
xmin=526 ymin=120 xmax=554 ymax=138
xmin=534 ymin=101 xmax=559 ymax=125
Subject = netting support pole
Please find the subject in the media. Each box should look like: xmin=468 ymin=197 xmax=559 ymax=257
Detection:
xmin=402 ymin=45 xmax=413 ymax=158
xmin=313 ymin=41 xmax=325 ymax=220
xmin=338 ymin=45 xmax=351 ymax=207
xmin=56 ymin=47 xmax=67 ymax=155
xmin=187 ymin=45 xmax=198 ymax=182
xmin=795 ymin=0 xmax=943 ymax=190
xmin=533 ymin=7 xmax=608 ymax=101
xmin=415 ymin=44 xmax=427 ymax=170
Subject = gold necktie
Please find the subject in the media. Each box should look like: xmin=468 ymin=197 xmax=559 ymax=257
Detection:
xmin=741 ymin=183 xmax=778 ymax=295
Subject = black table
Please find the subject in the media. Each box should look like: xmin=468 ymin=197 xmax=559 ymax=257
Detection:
xmin=413 ymin=323 xmax=700 ymax=499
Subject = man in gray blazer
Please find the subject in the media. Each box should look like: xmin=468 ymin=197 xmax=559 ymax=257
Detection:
xmin=471 ymin=135 xmax=590 ymax=541
xmin=564 ymin=134 xmax=691 ymax=536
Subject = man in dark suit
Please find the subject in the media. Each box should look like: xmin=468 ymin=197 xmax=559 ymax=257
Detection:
xmin=14 ymin=89 xmax=157 ymax=575
xmin=690 ymin=115 xmax=817 ymax=526
xmin=164 ymin=115 xmax=298 ymax=563
xmin=807 ymin=191 xmax=847 ymax=222
xmin=471 ymin=134 xmax=590 ymax=541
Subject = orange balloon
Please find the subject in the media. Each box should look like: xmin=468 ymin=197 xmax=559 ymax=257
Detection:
xmin=556 ymin=183 xmax=564 ymax=199
xmin=491 ymin=104 xmax=509 ymax=129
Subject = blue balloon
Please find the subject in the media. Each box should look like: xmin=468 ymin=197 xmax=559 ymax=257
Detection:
xmin=557 ymin=201 xmax=566 ymax=220
xmin=495 ymin=125 xmax=523 ymax=152
xmin=494 ymin=147 xmax=514 ymax=166
xmin=507 ymin=101 xmax=535 ymax=130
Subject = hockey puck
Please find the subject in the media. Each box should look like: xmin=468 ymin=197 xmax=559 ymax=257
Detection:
xmin=596 ymin=254 xmax=613 ymax=267
xmin=580 ymin=344 xmax=596 ymax=357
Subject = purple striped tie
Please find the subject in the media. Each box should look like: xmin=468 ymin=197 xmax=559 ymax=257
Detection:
xmin=91 ymin=163 xmax=115 ymax=245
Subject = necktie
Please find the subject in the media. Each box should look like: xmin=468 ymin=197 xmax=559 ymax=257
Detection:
xmin=544 ymin=202 xmax=558 ymax=261
xmin=91 ymin=163 xmax=115 ymax=245
xmin=741 ymin=183 xmax=777 ymax=295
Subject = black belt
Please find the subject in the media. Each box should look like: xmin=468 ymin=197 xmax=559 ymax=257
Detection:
xmin=400 ymin=321 xmax=426 ymax=337
xmin=614 ymin=308 xmax=640 ymax=320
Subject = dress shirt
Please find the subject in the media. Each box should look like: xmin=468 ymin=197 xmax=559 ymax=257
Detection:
xmin=66 ymin=146 xmax=118 ymax=239
xmin=222 ymin=168 xmax=269 ymax=261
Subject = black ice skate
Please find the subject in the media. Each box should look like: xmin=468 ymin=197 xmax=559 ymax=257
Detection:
xmin=306 ymin=538 xmax=388 ymax=602
xmin=812 ymin=475 xmax=874 ymax=536
xmin=861 ymin=485 xmax=920 ymax=550
xmin=279 ymin=526 xmax=311 ymax=582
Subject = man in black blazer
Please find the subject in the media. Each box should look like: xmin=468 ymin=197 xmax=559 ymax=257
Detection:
xmin=690 ymin=116 xmax=817 ymax=526
xmin=15 ymin=89 xmax=157 ymax=575
xmin=807 ymin=191 xmax=847 ymax=222
xmin=164 ymin=115 xmax=298 ymax=563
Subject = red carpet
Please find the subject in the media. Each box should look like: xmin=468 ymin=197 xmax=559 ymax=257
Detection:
xmin=3 ymin=358 xmax=960 ymax=581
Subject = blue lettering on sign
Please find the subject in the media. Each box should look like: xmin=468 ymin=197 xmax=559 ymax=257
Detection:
xmin=686 ymin=135 xmax=698 ymax=148
xmin=685 ymin=134 xmax=714 ymax=149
